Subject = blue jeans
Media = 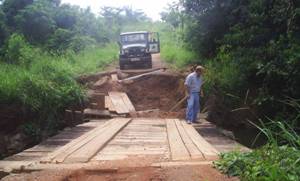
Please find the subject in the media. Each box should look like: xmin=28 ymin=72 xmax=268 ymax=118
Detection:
xmin=186 ymin=92 xmax=200 ymax=122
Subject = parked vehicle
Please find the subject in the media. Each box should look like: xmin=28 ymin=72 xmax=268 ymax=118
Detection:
xmin=118 ymin=31 xmax=160 ymax=69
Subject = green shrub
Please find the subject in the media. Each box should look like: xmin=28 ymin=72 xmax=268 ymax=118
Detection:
xmin=214 ymin=145 xmax=300 ymax=181
xmin=0 ymin=43 xmax=117 ymax=139
xmin=3 ymin=33 xmax=37 ymax=65
xmin=214 ymin=104 xmax=300 ymax=181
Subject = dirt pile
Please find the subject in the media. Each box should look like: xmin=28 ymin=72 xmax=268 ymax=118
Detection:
xmin=85 ymin=71 xmax=187 ymax=118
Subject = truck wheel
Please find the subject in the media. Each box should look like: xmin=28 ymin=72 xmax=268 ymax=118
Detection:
xmin=120 ymin=63 xmax=125 ymax=70
xmin=147 ymin=61 xmax=152 ymax=69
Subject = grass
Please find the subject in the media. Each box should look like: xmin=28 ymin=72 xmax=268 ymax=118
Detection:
xmin=159 ymin=26 xmax=199 ymax=68
xmin=214 ymin=145 xmax=300 ymax=181
xmin=0 ymin=42 xmax=118 ymax=140
xmin=161 ymin=42 xmax=198 ymax=67
xmin=214 ymin=100 xmax=300 ymax=181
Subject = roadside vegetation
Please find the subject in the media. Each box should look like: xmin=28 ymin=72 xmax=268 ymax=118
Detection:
xmin=161 ymin=0 xmax=300 ymax=180
xmin=0 ymin=0 xmax=151 ymax=157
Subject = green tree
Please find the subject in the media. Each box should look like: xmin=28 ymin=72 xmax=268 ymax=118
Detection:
xmin=14 ymin=0 xmax=56 ymax=43
xmin=54 ymin=4 xmax=77 ymax=30
xmin=0 ymin=7 xmax=8 ymax=47
xmin=2 ymin=0 xmax=33 ymax=27
xmin=160 ymin=2 xmax=184 ymax=29
xmin=180 ymin=0 xmax=300 ymax=121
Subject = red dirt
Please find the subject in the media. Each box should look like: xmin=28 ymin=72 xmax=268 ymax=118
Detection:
xmin=3 ymin=165 xmax=239 ymax=181
xmin=90 ymin=73 xmax=186 ymax=113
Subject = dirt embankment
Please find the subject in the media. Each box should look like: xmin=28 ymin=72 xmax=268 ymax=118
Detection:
xmin=82 ymin=69 xmax=188 ymax=119
xmin=0 ymin=105 xmax=36 ymax=159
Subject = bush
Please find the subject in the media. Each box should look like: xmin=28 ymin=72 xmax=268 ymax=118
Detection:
xmin=3 ymin=33 xmax=37 ymax=65
xmin=0 ymin=43 xmax=117 ymax=139
xmin=214 ymin=106 xmax=300 ymax=181
xmin=214 ymin=145 xmax=300 ymax=181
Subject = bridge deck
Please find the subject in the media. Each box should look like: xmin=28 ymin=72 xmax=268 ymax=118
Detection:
xmin=0 ymin=118 xmax=248 ymax=172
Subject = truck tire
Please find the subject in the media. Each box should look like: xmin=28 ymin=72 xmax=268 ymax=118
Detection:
xmin=147 ymin=61 xmax=152 ymax=69
xmin=120 ymin=62 xmax=125 ymax=70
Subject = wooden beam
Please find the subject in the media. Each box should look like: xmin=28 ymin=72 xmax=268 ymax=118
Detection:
xmin=120 ymin=67 xmax=166 ymax=74
xmin=93 ymin=76 xmax=109 ymax=87
xmin=105 ymin=96 xmax=116 ymax=112
xmin=120 ymin=93 xmax=136 ymax=112
xmin=40 ymin=120 xmax=114 ymax=163
xmin=108 ymin=92 xmax=129 ymax=114
xmin=118 ymin=69 xmax=164 ymax=83
xmin=169 ymin=95 xmax=188 ymax=112
xmin=151 ymin=161 xmax=212 ymax=168
xmin=111 ymin=74 xmax=118 ymax=82
xmin=83 ymin=109 xmax=111 ymax=118
xmin=175 ymin=119 xmax=204 ymax=159
xmin=166 ymin=119 xmax=190 ymax=160
xmin=181 ymin=122 xmax=219 ymax=159
xmin=64 ymin=118 xmax=131 ymax=163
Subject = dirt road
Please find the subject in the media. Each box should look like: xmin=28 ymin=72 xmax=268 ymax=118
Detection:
xmin=1 ymin=54 xmax=242 ymax=181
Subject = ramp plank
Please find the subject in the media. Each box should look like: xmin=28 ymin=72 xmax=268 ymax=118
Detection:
xmin=175 ymin=120 xmax=204 ymax=159
xmin=120 ymin=93 xmax=136 ymax=112
xmin=181 ymin=122 xmax=219 ymax=159
xmin=64 ymin=118 xmax=131 ymax=163
xmin=166 ymin=119 xmax=190 ymax=160
xmin=111 ymin=74 xmax=118 ymax=82
xmin=93 ymin=76 xmax=109 ymax=87
xmin=108 ymin=92 xmax=129 ymax=114
xmin=105 ymin=96 xmax=116 ymax=112
xmin=41 ymin=120 xmax=113 ymax=163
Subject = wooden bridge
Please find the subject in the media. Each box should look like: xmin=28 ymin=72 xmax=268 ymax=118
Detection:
xmin=0 ymin=62 xmax=249 ymax=174
xmin=0 ymin=117 xmax=248 ymax=173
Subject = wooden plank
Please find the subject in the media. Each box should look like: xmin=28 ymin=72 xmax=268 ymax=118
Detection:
xmin=166 ymin=119 xmax=190 ymax=160
xmin=93 ymin=76 xmax=109 ymax=87
xmin=0 ymin=161 xmax=34 ymax=172
xmin=120 ymin=93 xmax=136 ymax=112
xmin=181 ymin=122 xmax=219 ymax=159
xmin=105 ymin=96 xmax=109 ymax=109
xmin=64 ymin=118 xmax=131 ymax=163
xmin=119 ymin=69 xmax=164 ymax=83
xmin=40 ymin=120 xmax=114 ymax=163
xmin=175 ymin=120 xmax=204 ymax=159
xmin=111 ymin=74 xmax=118 ymax=82
xmin=84 ymin=109 xmax=111 ymax=118
xmin=108 ymin=92 xmax=129 ymax=114
xmin=121 ymin=67 xmax=165 ymax=74
xmin=84 ymin=109 xmax=110 ymax=116
xmin=151 ymin=161 xmax=212 ymax=168
xmin=105 ymin=96 xmax=116 ymax=112
xmin=53 ymin=120 xmax=119 ymax=163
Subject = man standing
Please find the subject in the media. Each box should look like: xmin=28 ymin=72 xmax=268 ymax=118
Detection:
xmin=184 ymin=65 xmax=204 ymax=124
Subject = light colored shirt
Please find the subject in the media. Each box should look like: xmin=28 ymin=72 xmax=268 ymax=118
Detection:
xmin=184 ymin=72 xmax=202 ymax=93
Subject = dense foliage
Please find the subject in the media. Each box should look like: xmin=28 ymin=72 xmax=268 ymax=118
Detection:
xmin=162 ymin=0 xmax=300 ymax=125
xmin=214 ymin=116 xmax=300 ymax=181
xmin=161 ymin=1 xmax=300 ymax=180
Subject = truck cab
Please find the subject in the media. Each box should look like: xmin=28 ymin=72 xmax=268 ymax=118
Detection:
xmin=118 ymin=31 xmax=160 ymax=70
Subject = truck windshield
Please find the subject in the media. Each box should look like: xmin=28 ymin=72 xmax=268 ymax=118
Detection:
xmin=120 ymin=34 xmax=146 ymax=44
